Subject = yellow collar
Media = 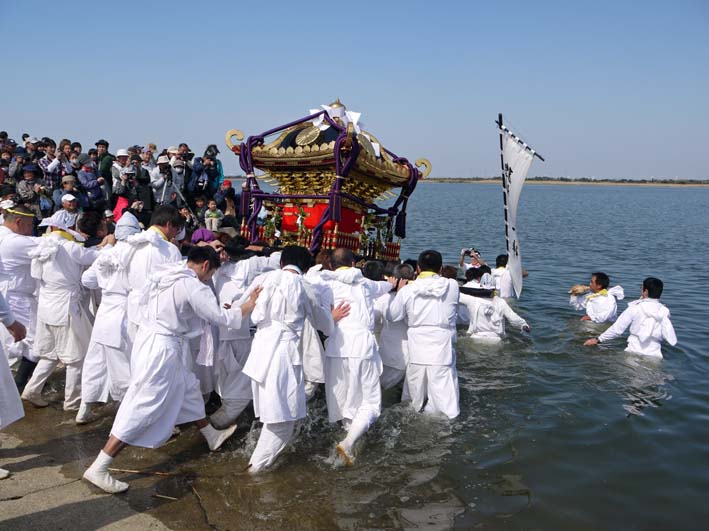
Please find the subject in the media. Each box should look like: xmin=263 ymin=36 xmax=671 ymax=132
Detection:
xmin=336 ymin=266 xmax=352 ymax=271
xmin=417 ymin=271 xmax=438 ymax=280
xmin=150 ymin=226 xmax=168 ymax=241
xmin=586 ymin=288 xmax=608 ymax=300
xmin=47 ymin=229 xmax=83 ymax=245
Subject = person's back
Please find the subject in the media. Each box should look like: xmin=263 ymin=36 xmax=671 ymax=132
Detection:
xmin=492 ymin=254 xmax=514 ymax=298
xmin=388 ymin=250 xmax=459 ymax=419
xmin=460 ymin=294 xmax=528 ymax=341
xmin=587 ymin=277 xmax=677 ymax=358
xmin=395 ymin=273 xmax=458 ymax=364
xmin=324 ymin=266 xmax=390 ymax=358
xmin=373 ymin=263 xmax=414 ymax=390
xmin=31 ymin=231 xmax=99 ymax=326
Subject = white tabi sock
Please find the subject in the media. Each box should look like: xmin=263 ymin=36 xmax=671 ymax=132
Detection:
xmin=75 ymin=402 xmax=96 ymax=425
xmin=83 ymin=451 xmax=129 ymax=494
xmin=337 ymin=415 xmax=373 ymax=464
xmin=0 ymin=467 xmax=10 ymax=480
xmin=200 ymin=424 xmax=237 ymax=451
xmin=210 ymin=399 xmax=250 ymax=429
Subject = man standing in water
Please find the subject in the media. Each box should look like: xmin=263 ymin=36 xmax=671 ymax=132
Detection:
xmin=388 ymin=250 xmax=460 ymax=419
xmin=569 ymin=272 xmax=624 ymax=323
xmin=584 ymin=277 xmax=677 ymax=358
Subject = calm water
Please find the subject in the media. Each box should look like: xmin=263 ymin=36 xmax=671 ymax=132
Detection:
xmin=5 ymin=183 xmax=709 ymax=530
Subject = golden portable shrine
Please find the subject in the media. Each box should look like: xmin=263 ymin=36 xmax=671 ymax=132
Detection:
xmin=224 ymin=100 xmax=431 ymax=260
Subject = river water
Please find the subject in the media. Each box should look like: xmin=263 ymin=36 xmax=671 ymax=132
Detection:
xmin=4 ymin=183 xmax=709 ymax=530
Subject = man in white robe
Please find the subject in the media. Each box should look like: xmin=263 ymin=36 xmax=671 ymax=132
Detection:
xmin=0 ymin=292 xmax=27 ymax=480
xmin=569 ymin=271 xmax=625 ymax=323
xmin=373 ymin=263 xmax=415 ymax=390
xmin=75 ymin=212 xmax=143 ymax=424
xmin=21 ymin=212 xmax=114 ymax=410
xmin=585 ymin=277 xmax=677 ymax=358
xmin=0 ymin=206 xmax=40 ymax=392
xmin=301 ymin=259 xmax=334 ymax=399
xmin=491 ymin=254 xmax=515 ymax=299
xmin=209 ymin=244 xmax=281 ymax=428
xmin=117 ymin=205 xmax=185 ymax=339
xmin=83 ymin=247 xmax=259 ymax=493
xmin=459 ymin=269 xmax=530 ymax=342
xmin=388 ymin=250 xmax=460 ymax=419
xmin=321 ymin=248 xmax=394 ymax=465
xmin=241 ymin=246 xmax=342 ymax=473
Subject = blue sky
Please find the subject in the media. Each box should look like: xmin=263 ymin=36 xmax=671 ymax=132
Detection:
xmin=2 ymin=0 xmax=707 ymax=179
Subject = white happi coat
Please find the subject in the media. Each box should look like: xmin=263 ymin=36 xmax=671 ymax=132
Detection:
xmin=0 ymin=293 xmax=23 ymax=430
xmin=0 ymin=226 xmax=39 ymax=363
xmin=599 ymin=298 xmax=677 ymax=358
xmin=492 ymin=267 xmax=514 ymax=299
xmin=570 ymin=285 xmax=625 ymax=323
xmin=29 ymin=232 xmax=100 ymax=363
xmin=209 ymin=253 xmax=282 ymax=399
xmin=322 ymin=267 xmax=392 ymax=361
xmin=301 ymin=265 xmax=335 ymax=384
xmin=388 ymin=275 xmax=459 ymax=366
xmin=373 ymin=292 xmax=408 ymax=371
xmin=111 ymin=264 xmax=245 ymax=448
xmin=458 ymin=293 xmax=528 ymax=341
xmin=242 ymin=267 xmax=333 ymax=424
xmin=118 ymin=228 xmax=183 ymax=329
xmin=81 ymin=243 xmax=133 ymax=401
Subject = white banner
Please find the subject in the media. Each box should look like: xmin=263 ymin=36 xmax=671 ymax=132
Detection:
xmin=501 ymin=128 xmax=534 ymax=298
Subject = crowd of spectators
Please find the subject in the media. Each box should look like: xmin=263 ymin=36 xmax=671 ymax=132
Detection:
xmin=0 ymin=132 xmax=241 ymax=242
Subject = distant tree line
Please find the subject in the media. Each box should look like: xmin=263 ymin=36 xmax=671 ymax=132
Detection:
xmin=425 ymin=176 xmax=709 ymax=185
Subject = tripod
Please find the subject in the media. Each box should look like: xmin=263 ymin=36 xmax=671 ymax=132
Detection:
xmin=159 ymin=172 xmax=197 ymax=218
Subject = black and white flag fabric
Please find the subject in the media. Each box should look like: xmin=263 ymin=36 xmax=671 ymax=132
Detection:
xmin=501 ymin=126 xmax=535 ymax=298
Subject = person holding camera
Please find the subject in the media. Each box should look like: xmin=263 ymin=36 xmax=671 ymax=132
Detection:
xmin=112 ymin=164 xmax=139 ymax=221
xmin=459 ymin=246 xmax=486 ymax=272
xmin=150 ymin=155 xmax=178 ymax=206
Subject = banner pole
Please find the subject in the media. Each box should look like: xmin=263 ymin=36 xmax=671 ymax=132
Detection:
xmin=497 ymin=113 xmax=511 ymax=255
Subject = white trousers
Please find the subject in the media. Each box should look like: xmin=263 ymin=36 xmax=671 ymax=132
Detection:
xmin=0 ymin=292 xmax=37 ymax=364
xmin=24 ymin=358 xmax=82 ymax=410
xmin=405 ymin=362 xmax=459 ymax=419
xmin=325 ymin=357 xmax=382 ymax=424
xmin=215 ymin=339 xmax=253 ymax=401
xmin=381 ymin=365 xmax=406 ymax=390
xmin=81 ymin=340 xmax=131 ymax=403
xmin=249 ymin=421 xmax=295 ymax=473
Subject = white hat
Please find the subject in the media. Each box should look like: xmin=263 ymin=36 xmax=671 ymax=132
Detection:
xmin=157 ymin=155 xmax=170 ymax=164
xmin=27 ymin=136 xmax=40 ymax=144
xmin=61 ymin=193 xmax=77 ymax=202
xmin=0 ymin=200 xmax=15 ymax=210
xmin=167 ymin=145 xmax=178 ymax=154
xmin=116 ymin=148 xmax=130 ymax=157
xmin=104 ymin=209 xmax=114 ymax=218
xmin=114 ymin=211 xmax=141 ymax=241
